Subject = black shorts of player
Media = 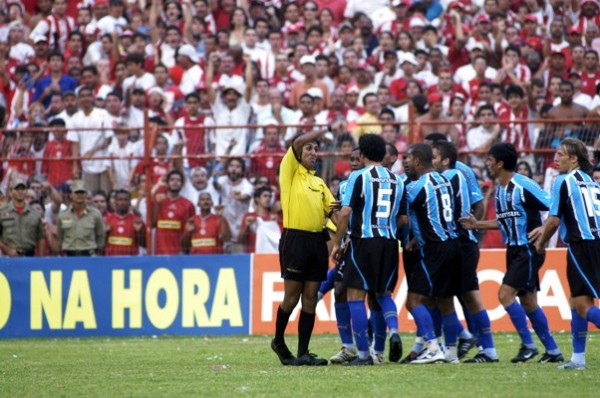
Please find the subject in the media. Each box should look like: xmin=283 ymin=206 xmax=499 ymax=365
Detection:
xmin=503 ymin=245 xmax=543 ymax=293
xmin=408 ymin=239 xmax=461 ymax=298
xmin=344 ymin=237 xmax=399 ymax=294
xmin=567 ymin=240 xmax=600 ymax=298
xmin=279 ymin=228 xmax=329 ymax=282
xmin=402 ymin=246 xmax=421 ymax=282
xmin=459 ymin=238 xmax=480 ymax=294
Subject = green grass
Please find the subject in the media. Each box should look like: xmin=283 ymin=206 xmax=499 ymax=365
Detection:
xmin=1 ymin=333 xmax=599 ymax=397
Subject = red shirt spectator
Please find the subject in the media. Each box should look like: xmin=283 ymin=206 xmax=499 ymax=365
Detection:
xmin=104 ymin=211 xmax=145 ymax=256
xmin=249 ymin=122 xmax=286 ymax=185
xmin=183 ymin=192 xmax=231 ymax=255
xmin=42 ymin=131 xmax=72 ymax=187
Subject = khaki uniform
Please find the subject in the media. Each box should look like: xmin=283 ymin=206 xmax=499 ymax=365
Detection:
xmin=0 ymin=202 xmax=44 ymax=255
xmin=57 ymin=205 xmax=105 ymax=255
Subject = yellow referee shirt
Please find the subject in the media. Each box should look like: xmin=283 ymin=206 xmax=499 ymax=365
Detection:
xmin=280 ymin=146 xmax=335 ymax=232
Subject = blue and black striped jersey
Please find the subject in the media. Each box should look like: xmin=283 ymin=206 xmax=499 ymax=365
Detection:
xmin=549 ymin=170 xmax=600 ymax=243
xmin=342 ymin=166 xmax=406 ymax=239
xmin=495 ymin=173 xmax=550 ymax=246
xmin=456 ymin=161 xmax=484 ymax=207
xmin=338 ymin=179 xmax=349 ymax=201
xmin=443 ymin=169 xmax=477 ymax=243
xmin=406 ymin=171 xmax=458 ymax=246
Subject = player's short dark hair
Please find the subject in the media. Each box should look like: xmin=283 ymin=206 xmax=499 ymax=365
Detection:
xmin=358 ymin=134 xmax=386 ymax=162
xmin=489 ymin=143 xmax=518 ymax=171
xmin=408 ymin=143 xmax=433 ymax=167
xmin=432 ymin=140 xmax=458 ymax=169
xmin=385 ymin=142 xmax=398 ymax=157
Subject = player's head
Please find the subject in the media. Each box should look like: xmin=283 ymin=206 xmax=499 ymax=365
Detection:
xmin=592 ymin=163 xmax=600 ymax=183
xmin=404 ymin=143 xmax=433 ymax=179
xmin=253 ymin=186 xmax=273 ymax=208
xmin=349 ymin=147 xmax=362 ymax=171
xmin=432 ymin=140 xmax=458 ymax=172
xmin=358 ymin=134 xmax=386 ymax=163
xmin=486 ymin=143 xmax=518 ymax=178
xmin=198 ymin=192 xmax=213 ymax=212
xmin=382 ymin=142 xmax=398 ymax=169
xmin=114 ymin=189 xmax=131 ymax=214
xmin=556 ymin=137 xmax=594 ymax=175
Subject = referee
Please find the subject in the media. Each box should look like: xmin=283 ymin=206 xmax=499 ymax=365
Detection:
xmin=271 ymin=124 xmax=339 ymax=366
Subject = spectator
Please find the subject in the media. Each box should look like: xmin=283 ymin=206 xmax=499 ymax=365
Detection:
xmin=289 ymin=55 xmax=331 ymax=108
xmin=57 ymin=180 xmax=105 ymax=256
xmin=67 ymin=86 xmax=114 ymax=193
xmin=104 ymin=189 xmax=146 ymax=256
xmin=0 ymin=179 xmax=45 ymax=257
xmin=351 ymin=93 xmax=381 ymax=141
xmin=153 ymin=170 xmax=196 ymax=255
xmin=175 ymin=93 xmax=208 ymax=169
xmin=239 ymin=186 xmax=281 ymax=253
xmin=91 ymin=190 xmax=110 ymax=216
xmin=249 ymin=119 xmax=286 ymax=186
xmin=213 ymin=157 xmax=253 ymax=252
xmin=179 ymin=166 xmax=220 ymax=214
xmin=41 ymin=118 xmax=73 ymax=187
xmin=182 ymin=192 xmax=231 ymax=255
xmin=32 ymin=51 xmax=77 ymax=108
xmin=467 ymin=105 xmax=502 ymax=168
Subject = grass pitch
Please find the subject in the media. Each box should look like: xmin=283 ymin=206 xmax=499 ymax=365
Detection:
xmin=1 ymin=333 xmax=599 ymax=397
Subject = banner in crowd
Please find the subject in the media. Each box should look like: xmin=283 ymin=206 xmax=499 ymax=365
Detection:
xmin=252 ymin=249 xmax=574 ymax=334
xmin=0 ymin=255 xmax=252 ymax=338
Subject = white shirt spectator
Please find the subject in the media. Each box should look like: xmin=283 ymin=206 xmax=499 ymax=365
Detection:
xmin=122 ymin=72 xmax=157 ymax=93
xmin=126 ymin=106 xmax=144 ymax=130
xmin=454 ymin=64 xmax=498 ymax=85
xmin=180 ymin=174 xmax=220 ymax=214
xmin=179 ymin=65 xmax=204 ymax=96
xmin=344 ymin=0 xmax=389 ymax=20
xmin=66 ymin=107 xmax=114 ymax=174
xmin=215 ymin=175 xmax=254 ymax=240
xmin=96 ymin=15 xmax=128 ymax=35
xmin=106 ymin=139 xmax=139 ymax=189
xmin=552 ymin=93 xmax=594 ymax=109
xmin=206 ymin=98 xmax=252 ymax=157
xmin=467 ymin=125 xmax=497 ymax=168
xmin=9 ymin=42 xmax=34 ymax=63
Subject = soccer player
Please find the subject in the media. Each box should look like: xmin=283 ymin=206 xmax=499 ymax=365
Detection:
xmin=534 ymin=138 xmax=600 ymax=370
xmin=331 ymin=134 xmax=407 ymax=366
xmin=271 ymin=124 xmax=338 ymax=367
xmin=402 ymin=144 xmax=461 ymax=364
xmin=460 ymin=143 xmax=563 ymax=363
xmin=432 ymin=141 xmax=498 ymax=363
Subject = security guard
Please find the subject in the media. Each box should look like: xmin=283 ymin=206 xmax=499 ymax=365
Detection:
xmin=57 ymin=180 xmax=105 ymax=256
xmin=0 ymin=179 xmax=45 ymax=257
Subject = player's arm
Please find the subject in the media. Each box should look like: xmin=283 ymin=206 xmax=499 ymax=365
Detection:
xmin=533 ymin=216 xmax=560 ymax=253
xmin=330 ymin=205 xmax=351 ymax=261
xmin=471 ymin=200 xmax=484 ymax=220
xmin=459 ymin=214 xmax=499 ymax=230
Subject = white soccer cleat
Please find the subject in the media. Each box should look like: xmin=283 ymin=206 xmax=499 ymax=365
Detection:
xmin=410 ymin=348 xmax=446 ymax=364
xmin=329 ymin=346 xmax=357 ymax=364
xmin=372 ymin=352 xmax=385 ymax=365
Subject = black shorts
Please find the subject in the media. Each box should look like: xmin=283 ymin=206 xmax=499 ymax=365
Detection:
xmin=279 ymin=229 xmax=329 ymax=282
xmin=402 ymin=247 xmax=421 ymax=281
xmin=408 ymin=239 xmax=461 ymax=298
xmin=459 ymin=239 xmax=480 ymax=293
xmin=567 ymin=240 xmax=600 ymax=298
xmin=503 ymin=245 xmax=543 ymax=293
xmin=344 ymin=237 xmax=399 ymax=294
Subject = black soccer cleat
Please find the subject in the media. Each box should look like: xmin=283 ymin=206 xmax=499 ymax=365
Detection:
xmin=292 ymin=352 xmax=328 ymax=366
xmin=510 ymin=345 xmax=539 ymax=363
xmin=271 ymin=339 xmax=295 ymax=366
xmin=399 ymin=351 xmax=420 ymax=364
xmin=388 ymin=333 xmax=403 ymax=362
xmin=463 ymin=352 xmax=499 ymax=363
xmin=343 ymin=356 xmax=374 ymax=366
xmin=457 ymin=337 xmax=478 ymax=359
xmin=538 ymin=352 xmax=564 ymax=364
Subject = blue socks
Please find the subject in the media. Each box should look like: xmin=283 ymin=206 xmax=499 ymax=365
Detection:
xmin=348 ymin=300 xmax=370 ymax=356
xmin=505 ymin=301 xmax=535 ymax=347
xmin=335 ymin=302 xmax=353 ymax=346
xmin=411 ymin=304 xmax=436 ymax=342
xmin=371 ymin=310 xmax=387 ymax=353
xmin=428 ymin=306 xmax=443 ymax=339
xmin=319 ymin=268 xmax=336 ymax=296
xmin=586 ymin=306 xmax=600 ymax=328
xmin=527 ymin=306 xmax=559 ymax=353
xmin=473 ymin=310 xmax=494 ymax=349
xmin=442 ymin=312 xmax=460 ymax=347
xmin=571 ymin=308 xmax=588 ymax=355
xmin=376 ymin=294 xmax=399 ymax=332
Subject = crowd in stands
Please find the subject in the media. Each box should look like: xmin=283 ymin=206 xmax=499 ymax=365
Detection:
xmin=0 ymin=0 xmax=600 ymax=255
